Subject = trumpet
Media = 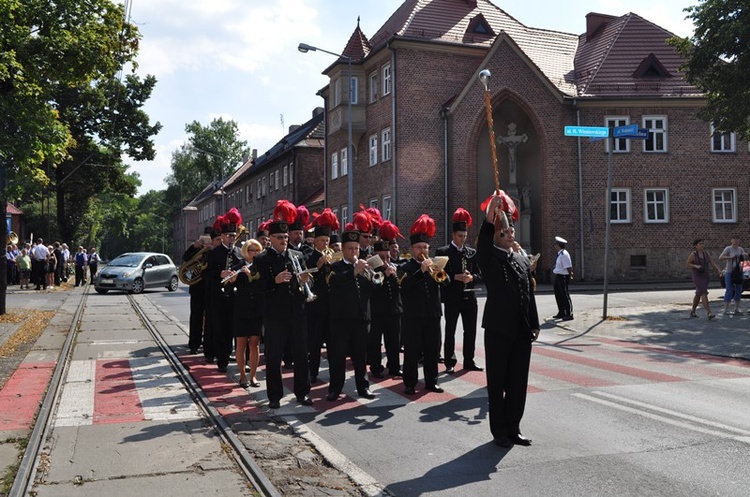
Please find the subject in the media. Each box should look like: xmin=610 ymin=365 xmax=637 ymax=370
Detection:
xmin=418 ymin=254 xmax=449 ymax=283
xmin=362 ymin=254 xmax=384 ymax=285
xmin=289 ymin=253 xmax=317 ymax=302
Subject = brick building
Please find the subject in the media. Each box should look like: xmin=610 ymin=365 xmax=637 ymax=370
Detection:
xmin=315 ymin=0 xmax=747 ymax=282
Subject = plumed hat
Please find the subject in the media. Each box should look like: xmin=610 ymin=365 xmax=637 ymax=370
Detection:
xmin=256 ymin=218 xmax=272 ymax=238
xmin=452 ymin=207 xmax=472 ymax=232
xmin=290 ymin=204 xmax=310 ymax=231
xmin=341 ymin=230 xmax=360 ymax=245
xmin=222 ymin=207 xmax=242 ymax=233
xmin=360 ymin=205 xmax=383 ymax=234
xmin=378 ymin=220 xmax=403 ymax=242
xmin=270 ymin=200 xmax=297 ymax=235
xmin=352 ymin=209 xmax=373 ymax=234
xmin=343 ymin=222 xmax=355 ymax=231
xmin=409 ymin=214 xmax=436 ymax=245
xmin=480 ymin=190 xmax=519 ymax=232
xmin=308 ymin=208 xmax=340 ymax=238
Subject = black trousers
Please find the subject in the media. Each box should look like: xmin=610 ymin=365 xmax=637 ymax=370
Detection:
xmin=368 ymin=314 xmax=401 ymax=375
xmin=264 ymin=317 xmax=310 ymax=403
xmin=307 ymin=311 xmax=329 ymax=379
xmin=328 ymin=318 xmax=369 ymax=395
xmin=210 ymin=293 xmax=234 ymax=368
xmin=75 ymin=265 xmax=84 ymax=286
xmin=31 ymin=259 xmax=46 ymax=288
xmin=188 ymin=284 xmax=206 ymax=352
xmin=442 ymin=297 xmax=478 ymax=368
xmin=484 ymin=327 xmax=532 ymax=440
xmin=553 ymin=274 xmax=572 ymax=316
xmin=89 ymin=263 xmax=98 ymax=283
xmin=402 ymin=315 xmax=440 ymax=389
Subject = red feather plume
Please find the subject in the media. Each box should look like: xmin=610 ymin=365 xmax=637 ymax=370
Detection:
xmin=360 ymin=204 xmax=383 ymax=228
xmin=378 ymin=220 xmax=403 ymax=242
xmin=344 ymin=222 xmax=355 ymax=231
xmin=224 ymin=207 xmax=242 ymax=226
xmin=273 ymin=200 xmax=297 ymax=223
xmin=213 ymin=214 xmax=226 ymax=233
xmin=352 ymin=210 xmax=372 ymax=233
xmin=295 ymin=205 xmax=310 ymax=226
xmin=480 ymin=190 xmax=519 ymax=223
xmin=410 ymin=214 xmax=436 ymax=238
xmin=452 ymin=207 xmax=472 ymax=228
xmin=258 ymin=218 xmax=273 ymax=232
xmin=309 ymin=208 xmax=340 ymax=231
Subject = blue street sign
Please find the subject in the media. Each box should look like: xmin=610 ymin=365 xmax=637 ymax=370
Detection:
xmin=632 ymin=128 xmax=649 ymax=139
xmin=613 ymin=124 xmax=639 ymax=137
xmin=564 ymin=126 xmax=609 ymax=138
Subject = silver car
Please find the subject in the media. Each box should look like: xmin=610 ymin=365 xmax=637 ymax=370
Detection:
xmin=94 ymin=252 xmax=179 ymax=294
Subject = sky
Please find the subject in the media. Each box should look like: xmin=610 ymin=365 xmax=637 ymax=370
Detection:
xmin=126 ymin=0 xmax=696 ymax=196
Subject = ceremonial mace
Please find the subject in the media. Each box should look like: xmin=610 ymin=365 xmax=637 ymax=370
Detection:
xmin=478 ymin=69 xmax=510 ymax=231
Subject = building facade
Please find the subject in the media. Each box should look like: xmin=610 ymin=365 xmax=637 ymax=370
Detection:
xmin=316 ymin=0 xmax=747 ymax=282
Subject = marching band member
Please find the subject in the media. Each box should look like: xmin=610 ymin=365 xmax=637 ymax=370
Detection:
xmin=329 ymin=233 xmax=342 ymax=253
xmin=305 ymin=208 xmax=340 ymax=383
xmin=353 ymin=208 xmax=375 ymax=260
xmin=201 ymin=228 xmax=223 ymax=363
xmin=229 ymin=238 xmax=264 ymax=388
xmin=289 ymin=204 xmax=313 ymax=258
xmin=367 ymin=220 xmax=403 ymax=378
xmin=182 ymin=226 xmax=213 ymax=355
xmin=256 ymin=220 xmax=272 ymax=249
xmin=326 ymin=229 xmax=375 ymax=401
xmin=253 ymin=200 xmax=314 ymax=409
xmin=205 ymin=208 xmax=245 ymax=373
xmin=436 ymin=208 xmax=483 ymax=374
xmin=477 ymin=191 xmax=539 ymax=448
xmin=398 ymin=214 xmax=448 ymax=395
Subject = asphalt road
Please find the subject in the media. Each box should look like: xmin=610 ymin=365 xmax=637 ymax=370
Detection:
xmin=143 ymin=286 xmax=750 ymax=496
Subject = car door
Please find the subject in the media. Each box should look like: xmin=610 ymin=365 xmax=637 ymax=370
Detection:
xmin=153 ymin=255 xmax=172 ymax=286
xmin=142 ymin=256 xmax=160 ymax=288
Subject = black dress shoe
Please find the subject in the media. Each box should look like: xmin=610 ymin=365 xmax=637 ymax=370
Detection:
xmin=425 ymin=385 xmax=444 ymax=393
xmin=370 ymin=370 xmax=384 ymax=379
xmin=553 ymin=313 xmax=564 ymax=319
xmin=296 ymin=395 xmax=313 ymax=406
xmin=562 ymin=314 xmax=574 ymax=321
xmin=510 ymin=433 xmax=532 ymax=446
xmin=239 ymin=380 xmax=249 ymax=388
xmin=205 ymin=356 xmax=216 ymax=364
xmin=217 ymin=364 xmax=228 ymax=373
xmin=404 ymin=387 xmax=416 ymax=395
xmin=444 ymin=366 xmax=455 ymax=374
xmin=494 ymin=437 xmax=512 ymax=448
xmin=189 ymin=349 xmax=198 ymax=355
xmin=250 ymin=380 xmax=261 ymax=387
xmin=359 ymin=389 xmax=376 ymax=399
xmin=326 ymin=392 xmax=340 ymax=402
xmin=390 ymin=370 xmax=403 ymax=378
xmin=268 ymin=400 xmax=280 ymax=409
xmin=464 ymin=363 xmax=484 ymax=372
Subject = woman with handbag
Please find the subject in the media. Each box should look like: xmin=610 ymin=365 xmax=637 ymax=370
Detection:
xmin=718 ymin=237 xmax=748 ymax=315
xmin=686 ymin=239 xmax=720 ymax=319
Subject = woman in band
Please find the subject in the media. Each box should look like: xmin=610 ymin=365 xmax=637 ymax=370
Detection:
xmin=231 ymin=238 xmax=265 ymax=388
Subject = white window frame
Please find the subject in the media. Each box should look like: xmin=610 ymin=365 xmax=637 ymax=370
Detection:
xmin=712 ymin=188 xmax=736 ymax=223
xmin=644 ymin=188 xmax=669 ymax=223
xmin=350 ymin=76 xmax=358 ymax=105
xmin=333 ymin=78 xmax=342 ymax=107
xmin=274 ymin=170 xmax=279 ymax=190
xmin=605 ymin=116 xmax=630 ymax=153
xmin=246 ymin=184 xmax=252 ymax=203
xmin=283 ymin=165 xmax=288 ymax=186
xmin=341 ymin=205 xmax=349 ymax=227
xmin=262 ymin=176 xmax=267 ymax=197
xmin=331 ymin=208 xmax=339 ymax=223
xmin=609 ymin=188 xmax=631 ymax=223
xmin=289 ymin=163 xmax=294 ymax=184
xmin=381 ymin=128 xmax=391 ymax=161
xmin=369 ymin=134 xmax=378 ymax=166
xmin=340 ymin=148 xmax=348 ymax=176
xmin=369 ymin=198 xmax=379 ymax=210
xmin=382 ymin=195 xmax=392 ymax=221
xmin=643 ymin=115 xmax=667 ymax=152
xmin=331 ymin=152 xmax=339 ymax=179
xmin=369 ymin=71 xmax=378 ymax=103
xmin=257 ymin=179 xmax=261 ymax=199
xmin=710 ymin=124 xmax=735 ymax=153
xmin=382 ymin=63 xmax=392 ymax=96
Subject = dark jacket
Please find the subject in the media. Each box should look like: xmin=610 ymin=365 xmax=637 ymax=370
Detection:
xmin=327 ymin=259 xmax=372 ymax=321
xmin=253 ymin=248 xmax=309 ymax=318
xmin=476 ymin=221 xmax=539 ymax=336
xmin=306 ymin=250 xmax=331 ymax=316
xmin=370 ymin=266 xmax=402 ymax=316
xmin=398 ymin=257 xmax=443 ymax=319
xmin=435 ymin=243 xmax=481 ymax=303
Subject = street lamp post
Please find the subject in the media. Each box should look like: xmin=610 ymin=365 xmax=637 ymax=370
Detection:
xmin=298 ymin=42 xmax=353 ymax=217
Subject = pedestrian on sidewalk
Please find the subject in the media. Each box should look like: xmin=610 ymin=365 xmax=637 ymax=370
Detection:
xmin=686 ymin=239 xmax=721 ymax=319
xmin=553 ymin=236 xmax=574 ymax=321
xmin=74 ymin=246 xmax=87 ymax=286
xmin=16 ymin=248 xmax=31 ymax=289
xmin=719 ymin=236 xmax=748 ymax=315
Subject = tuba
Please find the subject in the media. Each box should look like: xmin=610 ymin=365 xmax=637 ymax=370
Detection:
xmin=178 ymin=246 xmax=209 ymax=285
xmin=7 ymin=231 xmax=18 ymax=245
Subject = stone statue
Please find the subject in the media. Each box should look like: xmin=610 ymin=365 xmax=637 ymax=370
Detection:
xmin=521 ymin=182 xmax=532 ymax=212
xmin=496 ymin=123 xmax=528 ymax=187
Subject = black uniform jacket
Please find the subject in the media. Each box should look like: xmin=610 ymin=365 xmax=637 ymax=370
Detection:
xmin=306 ymin=250 xmax=331 ymax=316
xmin=205 ymin=243 xmax=244 ymax=287
xmin=398 ymin=258 xmax=443 ymax=319
xmin=327 ymin=260 xmax=372 ymax=321
xmin=476 ymin=221 xmax=539 ymax=336
xmin=231 ymin=266 xmax=263 ymax=320
xmin=253 ymin=247 xmax=309 ymax=318
xmin=435 ymin=243 xmax=481 ymax=304
xmin=370 ymin=266 xmax=403 ymax=317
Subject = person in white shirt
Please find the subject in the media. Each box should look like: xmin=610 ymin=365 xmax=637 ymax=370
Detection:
xmin=718 ymin=236 xmax=748 ymax=315
xmin=29 ymin=238 xmax=50 ymax=290
xmin=553 ymin=236 xmax=574 ymax=321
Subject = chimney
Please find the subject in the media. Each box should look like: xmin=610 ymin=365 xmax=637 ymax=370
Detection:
xmin=251 ymin=148 xmax=257 ymax=160
xmin=466 ymin=0 xmax=477 ymax=8
xmin=312 ymin=107 xmax=324 ymax=117
xmin=586 ymin=13 xmax=615 ymax=41
xmin=289 ymin=125 xmax=301 ymax=134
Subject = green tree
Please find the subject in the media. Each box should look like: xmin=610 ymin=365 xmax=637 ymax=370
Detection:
xmin=670 ymin=1 xmax=750 ymax=140
xmin=166 ymin=118 xmax=249 ymax=202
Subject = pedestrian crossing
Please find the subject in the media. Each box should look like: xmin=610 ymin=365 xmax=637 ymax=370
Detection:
xmin=45 ymin=337 xmax=750 ymax=426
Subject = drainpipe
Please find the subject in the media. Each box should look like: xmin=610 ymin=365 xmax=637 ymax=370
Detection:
xmin=441 ymin=107 xmax=449 ymax=245
xmin=574 ymin=99 xmax=586 ymax=280
xmin=388 ymin=43 xmax=397 ymax=227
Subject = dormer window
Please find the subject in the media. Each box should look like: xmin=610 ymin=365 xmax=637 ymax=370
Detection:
xmin=466 ymin=14 xmax=495 ymax=37
xmin=633 ymin=53 xmax=671 ymax=78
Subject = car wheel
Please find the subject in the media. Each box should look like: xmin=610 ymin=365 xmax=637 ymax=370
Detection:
xmin=168 ymin=276 xmax=178 ymax=292
xmin=95 ymin=288 xmax=109 ymax=294
xmin=131 ymin=278 xmax=144 ymax=294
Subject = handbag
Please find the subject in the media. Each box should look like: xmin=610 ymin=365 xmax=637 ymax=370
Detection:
xmin=731 ymin=257 xmax=743 ymax=285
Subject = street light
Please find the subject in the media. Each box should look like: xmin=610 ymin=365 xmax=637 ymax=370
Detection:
xmin=298 ymin=42 xmax=354 ymax=217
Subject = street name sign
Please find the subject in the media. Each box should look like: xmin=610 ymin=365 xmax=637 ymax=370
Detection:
xmin=564 ymin=126 xmax=609 ymax=138
xmin=613 ymin=124 xmax=639 ymax=137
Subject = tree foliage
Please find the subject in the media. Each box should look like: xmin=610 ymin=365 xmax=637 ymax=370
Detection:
xmin=166 ymin=118 xmax=249 ymax=202
xmin=670 ymin=1 xmax=750 ymax=140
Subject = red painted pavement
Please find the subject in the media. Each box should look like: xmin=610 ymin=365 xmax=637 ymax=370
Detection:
xmin=0 ymin=362 xmax=55 ymax=432
xmin=94 ymin=359 xmax=144 ymax=424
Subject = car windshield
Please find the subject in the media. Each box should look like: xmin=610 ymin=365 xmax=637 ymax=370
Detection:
xmin=107 ymin=254 xmax=144 ymax=267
